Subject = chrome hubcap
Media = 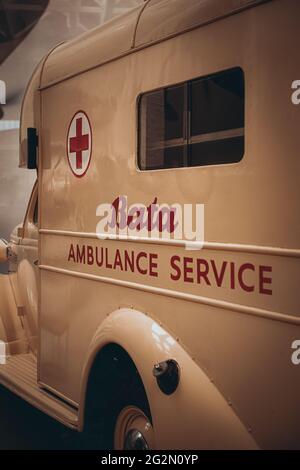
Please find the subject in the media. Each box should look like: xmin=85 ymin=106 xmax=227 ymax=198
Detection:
xmin=124 ymin=429 xmax=149 ymax=450
xmin=114 ymin=406 xmax=155 ymax=450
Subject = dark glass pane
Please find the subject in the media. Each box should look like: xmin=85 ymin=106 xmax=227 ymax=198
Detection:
xmin=164 ymin=85 xmax=184 ymax=140
xmin=191 ymin=68 xmax=244 ymax=136
xmin=139 ymin=86 xmax=185 ymax=170
xmin=189 ymin=136 xmax=244 ymax=167
xmin=138 ymin=67 xmax=245 ymax=170
xmin=141 ymin=147 xmax=184 ymax=170
xmin=164 ymin=146 xmax=184 ymax=169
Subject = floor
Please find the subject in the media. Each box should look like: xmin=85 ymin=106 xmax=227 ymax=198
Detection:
xmin=0 ymin=384 xmax=88 ymax=449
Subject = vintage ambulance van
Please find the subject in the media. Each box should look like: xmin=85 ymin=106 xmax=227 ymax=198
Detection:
xmin=0 ymin=0 xmax=299 ymax=450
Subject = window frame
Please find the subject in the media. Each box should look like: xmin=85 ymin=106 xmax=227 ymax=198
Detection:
xmin=136 ymin=66 xmax=245 ymax=172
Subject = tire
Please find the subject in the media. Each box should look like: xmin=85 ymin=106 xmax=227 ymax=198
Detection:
xmin=83 ymin=345 xmax=154 ymax=450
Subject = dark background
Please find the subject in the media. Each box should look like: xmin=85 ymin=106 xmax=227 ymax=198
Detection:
xmin=0 ymin=385 xmax=83 ymax=449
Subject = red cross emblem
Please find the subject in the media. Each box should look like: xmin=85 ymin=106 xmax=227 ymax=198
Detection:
xmin=67 ymin=111 xmax=92 ymax=177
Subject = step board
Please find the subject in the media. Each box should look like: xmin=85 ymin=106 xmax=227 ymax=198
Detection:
xmin=0 ymin=354 xmax=78 ymax=429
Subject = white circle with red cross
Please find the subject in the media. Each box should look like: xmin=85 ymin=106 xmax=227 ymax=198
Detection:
xmin=67 ymin=111 xmax=92 ymax=177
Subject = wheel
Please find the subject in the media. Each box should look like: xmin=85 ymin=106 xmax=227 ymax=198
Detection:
xmin=83 ymin=345 xmax=154 ymax=450
xmin=114 ymin=405 xmax=155 ymax=450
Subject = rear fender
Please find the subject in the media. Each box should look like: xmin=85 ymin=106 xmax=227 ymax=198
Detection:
xmin=79 ymin=308 xmax=258 ymax=449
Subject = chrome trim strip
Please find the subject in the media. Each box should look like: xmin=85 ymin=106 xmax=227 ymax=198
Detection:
xmin=39 ymin=229 xmax=300 ymax=258
xmin=39 ymin=264 xmax=300 ymax=326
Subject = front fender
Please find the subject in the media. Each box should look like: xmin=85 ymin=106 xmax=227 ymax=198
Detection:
xmin=79 ymin=308 xmax=258 ymax=450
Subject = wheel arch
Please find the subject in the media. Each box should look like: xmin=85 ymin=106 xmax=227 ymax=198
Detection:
xmin=78 ymin=308 xmax=258 ymax=449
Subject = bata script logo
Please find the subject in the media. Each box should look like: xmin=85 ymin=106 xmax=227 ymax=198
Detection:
xmin=0 ymin=80 xmax=6 ymax=105
xmin=96 ymin=196 xmax=204 ymax=250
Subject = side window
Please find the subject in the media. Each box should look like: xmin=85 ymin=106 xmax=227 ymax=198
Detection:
xmin=138 ymin=67 xmax=244 ymax=170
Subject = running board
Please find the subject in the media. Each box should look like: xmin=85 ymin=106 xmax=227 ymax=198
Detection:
xmin=0 ymin=354 xmax=78 ymax=429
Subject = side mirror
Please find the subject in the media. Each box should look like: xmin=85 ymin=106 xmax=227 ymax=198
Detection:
xmin=0 ymin=239 xmax=8 ymax=263
xmin=27 ymin=128 xmax=38 ymax=169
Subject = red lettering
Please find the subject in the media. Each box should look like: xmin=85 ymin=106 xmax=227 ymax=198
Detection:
xmin=230 ymin=262 xmax=235 ymax=289
xmin=147 ymin=198 xmax=158 ymax=232
xmin=68 ymin=244 xmax=75 ymax=262
xmin=259 ymin=265 xmax=272 ymax=295
xmin=76 ymin=244 xmax=86 ymax=264
xmin=127 ymin=209 xmax=142 ymax=231
xmin=67 ymin=245 xmax=273 ymax=298
xmin=211 ymin=260 xmax=227 ymax=287
xmin=184 ymin=257 xmax=194 ymax=283
xmin=87 ymin=245 xmax=94 ymax=265
xmin=170 ymin=255 xmax=181 ymax=281
xmin=113 ymin=249 xmax=123 ymax=270
xmin=136 ymin=252 xmax=148 ymax=275
xmin=238 ymin=263 xmax=255 ymax=292
xmin=124 ymin=250 xmax=134 ymax=272
xmin=105 ymin=247 xmax=112 ymax=269
xmin=158 ymin=208 xmax=176 ymax=233
xmin=196 ymin=259 xmax=211 ymax=285
xmin=110 ymin=196 xmax=120 ymax=228
xmin=149 ymin=253 xmax=158 ymax=277
xmin=95 ymin=247 xmax=103 ymax=267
